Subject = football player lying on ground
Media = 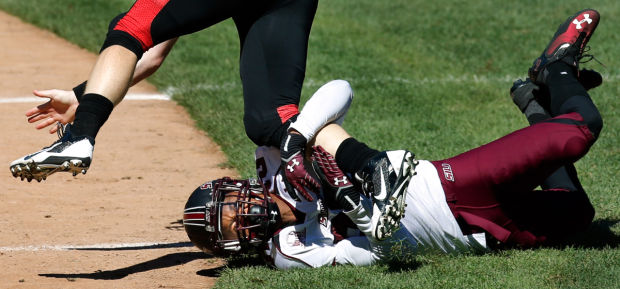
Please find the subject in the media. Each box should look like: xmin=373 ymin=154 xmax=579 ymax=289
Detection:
xmin=182 ymin=9 xmax=605 ymax=269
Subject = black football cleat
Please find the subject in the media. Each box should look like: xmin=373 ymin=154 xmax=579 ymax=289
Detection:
xmin=529 ymin=9 xmax=600 ymax=85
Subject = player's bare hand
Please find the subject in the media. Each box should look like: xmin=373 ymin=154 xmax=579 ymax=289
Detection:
xmin=25 ymin=89 xmax=78 ymax=134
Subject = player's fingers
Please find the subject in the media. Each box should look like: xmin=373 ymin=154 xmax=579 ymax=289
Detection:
xmin=294 ymin=183 xmax=313 ymax=201
xmin=316 ymin=146 xmax=330 ymax=158
xmin=25 ymin=101 xmax=52 ymax=117
xmin=312 ymin=146 xmax=329 ymax=161
xmin=35 ymin=117 xmax=57 ymax=130
xmin=25 ymin=108 xmax=43 ymax=118
xmin=48 ymin=125 xmax=59 ymax=134
xmin=314 ymin=149 xmax=340 ymax=175
xmin=317 ymin=156 xmax=337 ymax=174
xmin=316 ymin=146 xmax=336 ymax=164
xmin=312 ymin=146 xmax=327 ymax=163
xmin=27 ymin=113 xmax=45 ymax=123
xmin=297 ymin=181 xmax=315 ymax=201
xmin=304 ymin=176 xmax=321 ymax=192
xmin=314 ymin=145 xmax=327 ymax=156
xmin=311 ymin=148 xmax=321 ymax=162
xmin=32 ymin=90 xmax=56 ymax=100
xmin=318 ymin=154 xmax=338 ymax=173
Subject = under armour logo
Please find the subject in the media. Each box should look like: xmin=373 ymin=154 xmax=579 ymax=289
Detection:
xmin=333 ymin=177 xmax=348 ymax=185
xmin=573 ymin=14 xmax=592 ymax=30
xmin=287 ymin=159 xmax=300 ymax=172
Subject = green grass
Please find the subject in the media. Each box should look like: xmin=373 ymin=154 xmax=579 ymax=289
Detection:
xmin=1 ymin=0 xmax=618 ymax=288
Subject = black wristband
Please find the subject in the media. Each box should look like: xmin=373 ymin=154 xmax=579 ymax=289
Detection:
xmin=72 ymin=81 xmax=87 ymax=103
xmin=280 ymin=133 xmax=307 ymax=159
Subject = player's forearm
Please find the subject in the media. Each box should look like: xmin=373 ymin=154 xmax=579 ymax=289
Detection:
xmin=270 ymin=238 xmax=379 ymax=269
xmin=131 ymin=38 xmax=178 ymax=86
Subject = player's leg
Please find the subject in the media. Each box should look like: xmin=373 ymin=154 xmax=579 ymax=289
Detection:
xmin=433 ymin=79 xmax=601 ymax=246
xmin=499 ymin=186 xmax=594 ymax=244
xmin=312 ymin=125 xmax=410 ymax=240
xmin=429 ymin=111 xmax=597 ymax=247
xmin=235 ymin=0 xmax=318 ymax=147
xmin=432 ymin=9 xmax=603 ymax=247
xmin=521 ymin=8 xmax=602 ymax=193
xmin=310 ymin=114 xmax=418 ymax=238
xmin=503 ymin=33 xmax=602 ymax=241
xmin=9 ymin=0 xmax=239 ymax=181
xmin=81 ymin=0 xmax=240 ymax=135
xmin=511 ymin=79 xmax=592 ymax=194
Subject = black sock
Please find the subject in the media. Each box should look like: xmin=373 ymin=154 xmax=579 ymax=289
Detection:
xmin=71 ymin=93 xmax=114 ymax=138
xmin=546 ymin=62 xmax=589 ymax=116
xmin=335 ymin=138 xmax=380 ymax=174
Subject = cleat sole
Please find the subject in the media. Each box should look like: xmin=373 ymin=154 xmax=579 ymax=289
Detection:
xmin=9 ymin=158 xmax=89 ymax=182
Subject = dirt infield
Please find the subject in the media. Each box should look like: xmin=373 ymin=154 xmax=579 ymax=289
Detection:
xmin=0 ymin=10 xmax=233 ymax=288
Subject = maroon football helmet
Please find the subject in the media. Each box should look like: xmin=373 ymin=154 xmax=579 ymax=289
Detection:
xmin=183 ymin=177 xmax=281 ymax=256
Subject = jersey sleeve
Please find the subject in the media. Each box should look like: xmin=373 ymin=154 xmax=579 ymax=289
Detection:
xmin=289 ymin=80 xmax=353 ymax=140
xmin=267 ymin=227 xmax=389 ymax=269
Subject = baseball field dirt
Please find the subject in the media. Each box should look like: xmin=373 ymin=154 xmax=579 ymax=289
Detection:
xmin=0 ymin=10 xmax=233 ymax=289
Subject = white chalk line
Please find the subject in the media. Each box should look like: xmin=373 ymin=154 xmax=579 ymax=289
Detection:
xmin=159 ymin=73 xmax=620 ymax=95
xmin=4 ymin=72 xmax=617 ymax=102
xmin=0 ymin=241 xmax=194 ymax=252
xmin=0 ymin=93 xmax=171 ymax=104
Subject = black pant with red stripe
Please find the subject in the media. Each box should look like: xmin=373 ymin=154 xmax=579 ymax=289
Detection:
xmin=103 ymin=0 xmax=318 ymax=147
xmin=431 ymin=62 xmax=602 ymax=248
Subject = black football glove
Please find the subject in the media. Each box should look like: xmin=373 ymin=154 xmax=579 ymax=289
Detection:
xmin=280 ymin=132 xmax=320 ymax=201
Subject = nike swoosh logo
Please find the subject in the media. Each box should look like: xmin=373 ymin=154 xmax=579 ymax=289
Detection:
xmin=392 ymin=174 xmax=411 ymax=201
xmin=374 ymin=166 xmax=388 ymax=200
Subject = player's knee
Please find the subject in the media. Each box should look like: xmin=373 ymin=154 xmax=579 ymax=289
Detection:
xmin=584 ymin=109 xmax=603 ymax=139
xmin=100 ymin=14 xmax=147 ymax=59
xmin=101 ymin=32 xmax=145 ymax=59
xmin=324 ymin=79 xmax=353 ymax=98
xmin=576 ymin=103 xmax=603 ymax=139
xmin=566 ymin=95 xmax=603 ymax=139
xmin=562 ymin=136 xmax=591 ymax=161
xmin=244 ymin=114 xmax=269 ymax=146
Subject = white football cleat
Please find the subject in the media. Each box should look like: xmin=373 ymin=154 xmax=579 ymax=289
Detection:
xmin=10 ymin=124 xmax=94 ymax=182
xmin=355 ymin=150 xmax=417 ymax=240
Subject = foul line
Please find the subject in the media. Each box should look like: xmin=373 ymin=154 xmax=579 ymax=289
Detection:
xmin=158 ymin=72 xmax=620 ymax=95
xmin=0 ymin=241 xmax=194 ymax=252
xmin=0 ymin=93 xmax=171 ymax=104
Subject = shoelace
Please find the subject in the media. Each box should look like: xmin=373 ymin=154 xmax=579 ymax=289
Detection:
xmin=41 ymin=122 xmax=69 ymax=150
xmin=579 ymin=46 xmax=606 ymax=68
xmin=56 ymin=122 xmax=67 ymax=139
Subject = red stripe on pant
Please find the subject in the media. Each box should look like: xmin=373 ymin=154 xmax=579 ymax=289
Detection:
xmin=114 ymin=0 xmax=170 ymax=50
xmin=277 ymin=104 xmax=299 ymax=124
xmin=431 ymin=112 xmax=594 ymax=247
